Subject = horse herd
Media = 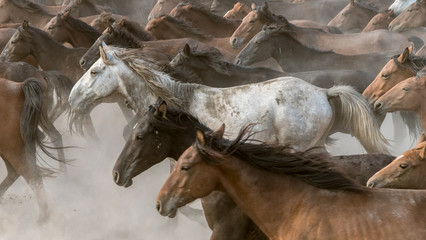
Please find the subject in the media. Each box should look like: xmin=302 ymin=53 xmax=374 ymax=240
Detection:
xmin=0 ymin=0 xmax=426 ymax=239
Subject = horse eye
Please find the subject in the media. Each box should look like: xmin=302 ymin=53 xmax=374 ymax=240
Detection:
xmin=372 ymin=22 xmax=377 ymax=25
xmin=48 ymin=26 xmax=54 ymax=30
xmin=381 ymin=74 xmax=389 ymax=79
xmin=90 ymin=70 xmax=97 ymax=75
xmin=402 ymin=87 xmax=409 ymax=91
xmin=249 ymin=20 xmax=255 ymax=24
xmin=399 ymin=164 xmax=408 ymax=169
xmin=136 ymin=134 xmax=143 ymax=140
xmin=181 ymin=166 xmax=190 ymax=171
xmin=407 ymin=9 xmax=412 ymax=12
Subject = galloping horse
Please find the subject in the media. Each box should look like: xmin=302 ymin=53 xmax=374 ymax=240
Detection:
xmin=114 ymin=99 xmax=394 ymax=240
xmin=42 ymin=10 xmax=101 ymax=48
xmin=0 ymin=77 xmax=60 ymax=222
xmin=368 ymin=133 xmax=426 ymax=189
xmin=327 ymin=0 xmax=378 ymax=33
xmin=156 ymin=124 xmax=426 ymax=239
xmin=389 ymin=0 xmax=426 ymax=32
xmin=69 ymin=45 xmax=388 ymax=154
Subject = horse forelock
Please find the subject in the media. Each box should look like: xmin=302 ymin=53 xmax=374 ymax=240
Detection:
xmin=194 ymin=125 xmax=365 ymax=192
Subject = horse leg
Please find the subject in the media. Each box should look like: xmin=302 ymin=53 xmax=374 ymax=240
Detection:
xmin=0 ymin=158 xmax=20 ymax=198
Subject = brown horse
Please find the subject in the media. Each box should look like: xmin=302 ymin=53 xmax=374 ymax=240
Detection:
xmin=157 ymin=124 xmax=426 ymax=240
xmin=87 ymin=11 xmax=127 ymax=32
xmin=171 ymin=43 xmax=376 ymax=92
xmin=367 ymin=133 xmax=426 ymax=189
xmin=235 ymin=23 xmax=397 ymax=73
xmin=231 ymin=6 xmax=411 ymax=54
xmin=0 ymin=0 xmax=54 ymax=28
xmin=327 ymin=0 xmax=379 ymax=33
xmin=223 ymin=2 xmax=251 ymax=20
xmin=169 ymin=2 xmax=241 ymax=38
xmin=114 ymin=99 xmax=394 ymax=240
xmin=0 ymin=21 xmax=86 ymax=82
xmin=362 ymin=9 xmax=396 ymax=32
xmin=229 ymin=2 xmax=341 ymax=49
xmin=148 ymin=0 xmax=213 ymax=21
xmin=0 ymin=77 xmax=61 ymax=222
xmin=374 ymin=69 xmax=426 ymax=129
xmin=42 ymin=10 xmax=101 ymax=48
xmin=389 ymin=0 xmax=426 ymax=32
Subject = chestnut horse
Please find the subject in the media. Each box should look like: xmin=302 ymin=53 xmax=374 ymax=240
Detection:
xmin=367 ymin=133 xmax=426 ymax=189
xmin=389 ymin=0 xmax=426 ymax=32
xmin=362 ymin=9 xmax=396 ymax=32
xmin=0 ymin=77 xmax=61 ymax=222
xmin=223 ymin=2 xmax=250 ymax=20
xmin=327 ymin=0 xmax=379 ymax=33
xmin=42 ymin=10 xmax=101 ymax=48
xmin=374 ymin=69 xmax=426 ymax=130
xmin=157 ymin=124 xmax=426 ymax=240
xmin=114 ymin=99 xmax=394 ymax=240
xmin=169 ymin=2 xmax=241 ymax=38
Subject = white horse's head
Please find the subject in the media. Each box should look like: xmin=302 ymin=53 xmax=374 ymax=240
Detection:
xmin=69 ymin=43 xmax=134 ymax=114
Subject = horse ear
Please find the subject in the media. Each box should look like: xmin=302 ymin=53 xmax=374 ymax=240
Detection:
xmin=22 ymin=20 xmax=29 ymax=30
xmin=196 ymin=129 xmax=206 ymax=146
xmin=99 ymin=45 xmax=114 ymax=65
xmin=154 ymin=98 xmax=167 ymax=119
xmin=107 ymin=25 xmax=114 ymax=34
xmin=183 ymin=44 xmax=191 ymax=56
xmin=417 ymin=133 xmax=426 ymax=144
xmin=117 ymin=18 xmax=125 ymax=27
xmin=62 ymin=9 xmax=71 ymax=20
xmin=251 ymin=2 xmax=256 ymax=10
xmin=210 ymin=124 xmax=225 ymax=140
xmin=261 ymin=2 xmax=269 ymax=12
xmin=419 ymin=145 xmax=426 ymax=160
xmin=397 ymin=47 xmax=410 ymax=63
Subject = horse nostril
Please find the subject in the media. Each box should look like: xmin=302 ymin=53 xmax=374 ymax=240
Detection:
xmin=156 ymin=201 xmax=161 ymax=212
xmin=79 ymin=59 xmax=86 ymax=68
xmin=235 ymin=59 xmax=241 ymax=65
xmin=113 ymin=171 xmax=120 ymax=183
xmin=367 ymin=181 xmax=375 ymax=188
xmin=231 ymin=37 xmax=237 ymax=45
xmin=374 ymin=102 xmax=382 ymax=111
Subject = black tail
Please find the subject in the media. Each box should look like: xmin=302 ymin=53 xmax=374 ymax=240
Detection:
xmin=45 ymin=71 xmax=74 ymax=117
xmin=21 ymin=78 xmax=63 ymax=175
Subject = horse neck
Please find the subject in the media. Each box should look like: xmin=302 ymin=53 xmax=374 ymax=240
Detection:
xmin=213 ymin=155 xmax=330 ymax=239
xmin=29 ymin=30 xmax=73 ymax=70
xmin=64 ymin=22 xmax=96 ymax=48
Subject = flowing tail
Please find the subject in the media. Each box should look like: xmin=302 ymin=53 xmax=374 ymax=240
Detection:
xmin=21 ymin=78 xmax=64 ymax=176
xmin=326 ymin=85 xmax=389 ymax=154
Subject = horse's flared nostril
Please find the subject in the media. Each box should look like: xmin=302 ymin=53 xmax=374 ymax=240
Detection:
xmin=374 ymin=102 xmax=383 ymax=111
xmin=113 ymin=171 xmax=120 ymax=184
xmin=156 ymin=201 xmax=161 ymax=212
xmin=79 ymin=59 xmax=86 ymax=68
xmin=367 ymin=180 xmax=375 ymax=188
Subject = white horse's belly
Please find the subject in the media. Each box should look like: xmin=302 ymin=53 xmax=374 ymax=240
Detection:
xmin=191 ymin=78 xmax=333 ymax=150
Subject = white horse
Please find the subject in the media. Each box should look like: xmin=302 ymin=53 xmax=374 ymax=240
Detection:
xmin=69 ymin=45 xmax=389 ymax=153
xmin=389 ymin=0 xmax=416 ymax=14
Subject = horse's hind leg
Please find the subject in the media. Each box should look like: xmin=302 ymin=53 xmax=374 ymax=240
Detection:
xmin=0 ymin=158 xmax=20 ymax=198
xmin=21 ymin=166 xmax=49 ymax=223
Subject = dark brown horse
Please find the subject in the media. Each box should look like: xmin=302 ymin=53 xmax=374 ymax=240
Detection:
xmin=169 ymin=2 xmax=241 ymax=38
xmin=42 ymin=9 xmax=101 ymax=48
xmin=171 ymin=44 xmax=376 ymax=92
xmin=235 ymin=23 xmax=397 ymax=73
xmin=0 ymin=77 xmax=62 ymax=222
xmin=156 ymin=124 xmax=426 ymax=240
xmin=114 ymin=99 xmax=394 ymax=240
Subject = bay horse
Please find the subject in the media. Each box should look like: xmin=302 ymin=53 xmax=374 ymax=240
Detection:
xmin=327 ymin=0 xmax=379 ymax=33
xmin=389 ymin=0 xmax=426 ymax=32
xmin=234 ymin=23 xmax=397 ymax=73
xmin=170 ymin=43 xmax=376 ymax=92
xmin=114 ymin=99 xmax=394 ymax=240
xmin=169 ymin=2 xmax=241 ymax=38
xmin=42 ymin=10 xmax=101 ymax=48
xmin=156 ymin=124 xmax=426 ymax=240
xmin=232 ymin=12 xmax=412 ymax=55
xmin=362 ymin=9 xmax=396 ymax=32
xmin=367 ymin=133 xmax=426 ymax=189
xmin=374 ymin=69 xmax=426 ymax=130
xmin=0 ymin=77 xmax=61 ymax=222
xmin=389 ymin=0 xmax=416 ymax=14
xmin=69 ymin=45 xmax=389 ymax=154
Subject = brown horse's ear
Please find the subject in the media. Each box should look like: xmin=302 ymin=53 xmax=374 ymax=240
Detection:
xmin=397 ymin=47 xmax=410 ymax=63
xmin=419 ymin=145 xmax=426 ymax=160
xmin=408 ymin=44 xmax=413 ymax=55
xmin=107 ymin=25 xmax=114 ymax=34
xmin=22 ymin=20 xmax=29 ymax=30
xmin=182 ymin=44 xmax=191 ymax=56
xmin=261 ymin=2 xmax=269 ymax=12
xmin=62 ymin=9 xmax=71 ymax=20
xmin=209 ymin=124 xmax=225 ymax=139
xmin=154 ymin=98 xmax=167 ymax=119
xmin=118 ymin=18 xmax=125 ymax=27
xmin=196 ymin=129 xmax=206 ymax=146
